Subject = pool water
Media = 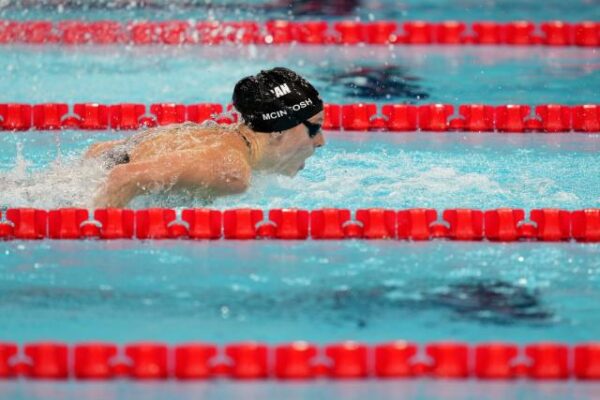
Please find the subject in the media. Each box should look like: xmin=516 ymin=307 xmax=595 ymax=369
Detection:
xmin=1 ymin=46 xmax=598 ymax=105
xmin=1 ymin=240 xmax=600 ymax=344
xmin=1 ymin=1 xmax=600 ymax=399
xmin=1 ymin=0 xmax=598 ymax=22
xmin=1 ymin=132 xmax=599 ymax=209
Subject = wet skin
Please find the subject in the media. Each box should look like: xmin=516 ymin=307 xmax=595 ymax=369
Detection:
xmin=85 ymin=112 xmax=325 ymax=207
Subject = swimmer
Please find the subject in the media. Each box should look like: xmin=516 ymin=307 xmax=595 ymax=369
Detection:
xmin=86 ymin=67 xmax=325 ymax=207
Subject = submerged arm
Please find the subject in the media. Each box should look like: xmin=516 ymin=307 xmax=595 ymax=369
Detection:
xmin=93 ymin=149 xmax=251 ymax=208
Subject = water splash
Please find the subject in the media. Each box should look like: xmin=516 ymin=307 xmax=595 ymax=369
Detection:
xmin=0 ymin=152 xmax=108 ymax=209
xmin=0 ymin=133 xmax=595 ymax=210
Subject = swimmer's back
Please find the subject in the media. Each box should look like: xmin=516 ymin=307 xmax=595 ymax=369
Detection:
xmin=128 ymin=123 xmax=241 ymax=162
xmin=94 ymin=122 xmax=248 ymax=167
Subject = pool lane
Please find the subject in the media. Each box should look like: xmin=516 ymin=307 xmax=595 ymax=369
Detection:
xmin=1 ymin=240 xmax=598 ymax=344
xmin=1 ymin=131 xmax=598 ymax=210
xmin=0 ymin=46 xmax=597 ymax=105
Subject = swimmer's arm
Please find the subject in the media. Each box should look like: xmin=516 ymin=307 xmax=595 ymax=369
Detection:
xmin=93 ymin=150 xmax=251 ymax=208
xmin=84 ymin=140 xmax=125 ymax=159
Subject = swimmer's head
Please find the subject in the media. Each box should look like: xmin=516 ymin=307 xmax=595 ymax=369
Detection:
xmin=233 ymin=67 xmax=325 ymax=176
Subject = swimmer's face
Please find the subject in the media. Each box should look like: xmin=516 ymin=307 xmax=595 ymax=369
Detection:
xmin=269 ymin=111 xmax=325 ymax=176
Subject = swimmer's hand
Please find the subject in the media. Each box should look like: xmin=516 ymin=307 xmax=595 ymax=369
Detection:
xmin=93 ymin=164 xmax=140 ymax=208
xmin=93 ymin=149 xmax=251 ymax=208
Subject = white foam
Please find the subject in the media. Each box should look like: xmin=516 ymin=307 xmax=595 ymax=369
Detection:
xmin=0 ymin=135 xmax=590 ymax=210
xmin=0 ymin=152 xmax=108 ymax=209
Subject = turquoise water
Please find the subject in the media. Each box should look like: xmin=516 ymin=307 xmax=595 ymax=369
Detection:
xmin=1 ymin=240 xmax=600 ymax=343
xmin=1 ymin=1 xmax=600 ymax=399
xmin=0 ymin=46 xmax=598 ymax=105
xmin=1 ymin=0 xmax=599 ymax=22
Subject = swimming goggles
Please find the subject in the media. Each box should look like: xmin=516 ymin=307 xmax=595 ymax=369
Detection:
xmin=302 ymin=120 xmax=322 ymax=138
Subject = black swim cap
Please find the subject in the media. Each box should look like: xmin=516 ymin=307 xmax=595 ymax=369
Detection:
xmin=232 ymin=67 xmax=324 ymax=133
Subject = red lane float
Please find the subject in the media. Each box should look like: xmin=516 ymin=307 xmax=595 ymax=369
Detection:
xmin=135 ymin=208 xmax=180 ymax=239
xmin=0 ymin=103 xmax=32 ymax=131
xmin=475 ymin=343 xmax=519 ymax=379
xmin=505 ymin=21 xmax=537 ymax=45
xmin=33 ymin=103 xmax=68 ymax=130
xmin=89 ymin=21 xmax=126 ymax=44
xmin=525 ymin=343 xmax=569 ymax=380
xmin=375 ymin=341 xmax=417 ymax=377
xmin=572 ymin=105 xmax=600 ymax=132
xmin=472 ymin=22 xmax=503 ymax=44
xmin=427 ymin=342 xmax=469 ymax=378
xmin=310 ymin=208 xmax=353 ymax=239
xmin=150 ymin=103 xmax=186 ymax=126
xmin=1 ymin=208 xmax=599 ymax=242
xmin=70 ymin=103 xmax=110 ymax=130
xmin=355 ymin=208 xmax=396 ymax=239
xmin=175 ymin=344 xmax=217 ymax=379
xmin=181 ymin=209 xmax=222 ymax=239
xmin=572 ymin=209 xmax=600 ymax=242
xmin=0 ymin=20 xmax=19 ymax=43
xmin=293 ymin=21 xmax=329 ymax=44
xmin=453 ymin=105 xmax=495 ymax=132
xmin=226 ymin=343 xmax=269 ymax=379
xmin=0 ymin=20 xmax=598 ymax=46
xmin=187 ymin=103 xmax=223 ymax=124
xmin=574 ymin=21 xmax=600 ymax=47
xmin=326 ymin=342 xmax=369 ymax=379
xmin=341 ymin=103 xmax=377 ymax=131
xmin=443 ymin=209 xmax=484 ymax=241
xmin=322 ymin=104 xmax=341 ymax=130
xmin=435 ymin=21 xmax=466 ymax=44
xmin=265 ymin=20 xmax=293 ymax=44
xmin=0 ymin=344 xmax=17 ymax=378
xmin=575 ymin=343 xmax=600 ymax=380
xmin=484 ymin=209 xmax=525 ymax=242
xmin=1 ymin=209 xmax=47 ymax=239
xmin=530 ymin=209 xmax=571 ymax=241
xmin=58 ymin=21 xmax=93 ymax=45
xmin=495 ymin=105 xmax=531 ymax=132
xmin=24 ymin=343 xmax=69 ymax=379
xmin=74 ymin=343 xmax=118 ymax=379
xmin=275 ymin=342 xmax=318 ymax=379
xmin=125 ymin=343 xmax=169 ymax=379
xmin=381 ymin=104 xmax=418 ymax=131
xmin=535 ymin=105 xmax=572 ymax=132
xmin=541 ymin=21 xmax=573 ymax=46
xmin=2 ymin=102 xmax=599 ymax=132
xmin=48 ymin=208 xmax=90 ymax=239
xmin=109 ymin=104 xmax=146 ymax=130
xmin=403 ymin=21 xmax=433 ymax=44
xmin=223 ymin=209 xmax=263 ymax=239
xmin=333 ymin=21 xmax=364 ymax=45
xmin=418 ymin=104 xmax=454 ymax=132
xmin=365 ymin=21 xmax=398 ymax=44
xmin=93 ymin=208 xmax=135 ymax=239
xmin=2 ymin=341 xmax=599 ymax=380
xmin=397 ymin=209 xmax=443 ymax=240
xmin=20 ymin=21 xmax=57 ymax=44
xmin=268 ymin=209 xmax=310 ymax=239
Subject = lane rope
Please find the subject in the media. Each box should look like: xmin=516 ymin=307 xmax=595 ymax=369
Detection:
xmin=0 ymin=208 xmax=598 ymax=242
xmin=1 ymin=103 xmax=599 ymax=133
xmin=0 ymin=20 xmax=599 ymax=47
xmin=0 ymin=341 xmax=599 ymax=380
